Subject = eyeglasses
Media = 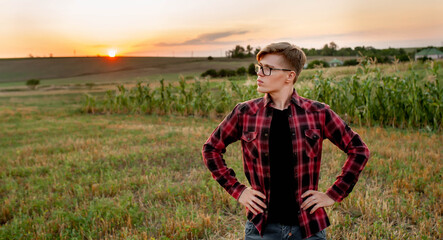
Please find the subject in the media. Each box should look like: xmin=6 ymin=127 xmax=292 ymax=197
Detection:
xmin=255 ymin=64 xmax=293 ymax=76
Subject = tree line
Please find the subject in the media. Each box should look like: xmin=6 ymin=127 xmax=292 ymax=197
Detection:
xmin=225 ymin=45 xmax=261 ymax=58
xmin=226 ymin=42 xmax=443 ymax=63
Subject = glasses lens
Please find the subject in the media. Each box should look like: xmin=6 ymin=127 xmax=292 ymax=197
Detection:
xmin=255 ymin=64 xmax=261 ymax=74
xmin=263 ymin=66 xmax=271 ymax=75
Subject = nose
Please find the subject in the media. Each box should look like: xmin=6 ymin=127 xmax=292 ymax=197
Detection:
xmin=256 ymin=69 xmax=265 ymax=77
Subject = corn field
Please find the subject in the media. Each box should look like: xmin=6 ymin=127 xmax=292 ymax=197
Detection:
xmin=82 ymin=59 xmax=442 ymax=130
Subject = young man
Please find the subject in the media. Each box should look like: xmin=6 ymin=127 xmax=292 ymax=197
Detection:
xmin=202 ymin=42 xmax=370 ymax=239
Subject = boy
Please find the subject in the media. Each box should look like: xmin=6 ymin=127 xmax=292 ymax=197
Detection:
xmin=202 ymin=42 xmax=370 ymax=239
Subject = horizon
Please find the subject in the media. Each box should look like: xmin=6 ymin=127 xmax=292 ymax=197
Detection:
xmin=2 ymin=0 xmax=443 ymax=58
xmin=0 ymin=44 xmax=439 ymax=60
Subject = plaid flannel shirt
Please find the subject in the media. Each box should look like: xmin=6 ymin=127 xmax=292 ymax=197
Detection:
xmin=202 ymin=90 xmax=370 ymax=238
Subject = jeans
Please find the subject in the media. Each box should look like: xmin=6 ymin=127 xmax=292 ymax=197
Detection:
xmin=244 ymin=220 xmax=326 ymax=240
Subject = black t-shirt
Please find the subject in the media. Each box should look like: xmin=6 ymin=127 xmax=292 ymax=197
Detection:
xmin=267 ymin=107 xmax=299 ymax=225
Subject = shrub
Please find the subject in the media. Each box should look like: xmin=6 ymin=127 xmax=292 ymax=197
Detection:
xmin=207 ymin=56 xmax=213 ymax=60
xmin=201 ymin=69 xmax=218 ymax=78
xmin=248 ymin=63 xmax=256 ymax=75
xmin=397 ymin=54 xmax=410 ymax=62
xmin=85 ymin=83 xmax=95 ymax=89
xmin=417 ymin=56 xmax=432 ymax=62
xmin=236 ymin=67 xmax=246 ymax=76
xmin=343 ymin=59 xmax=359 ymax=66
xmin=26 ymin=79 xmax=40 ymax=90
xmin=307 ymin=60 xmax=329 ymax=69
xmin=218 ymin=69 xmax=236 ymax=77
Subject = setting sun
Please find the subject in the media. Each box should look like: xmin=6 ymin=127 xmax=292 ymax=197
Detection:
xmin=108 ymin=49 xmax=116 ymax=57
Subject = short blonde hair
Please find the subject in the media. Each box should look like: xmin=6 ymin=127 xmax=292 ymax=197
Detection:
xmin=257 ymin=42 xmax=306 ymax=82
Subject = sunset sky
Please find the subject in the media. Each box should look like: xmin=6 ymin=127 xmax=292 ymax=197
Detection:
xmin=2 ymin=0 xmax=442 ymax=58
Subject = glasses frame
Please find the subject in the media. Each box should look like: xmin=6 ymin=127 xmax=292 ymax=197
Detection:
xmin=255 ymin=64 xmax=293 ymax=76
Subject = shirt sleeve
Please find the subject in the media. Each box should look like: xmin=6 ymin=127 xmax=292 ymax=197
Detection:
xmin=202 ymin=104 xmax=247 ymax=200
xmin=322 ymin=108 xmax=370 ymax=202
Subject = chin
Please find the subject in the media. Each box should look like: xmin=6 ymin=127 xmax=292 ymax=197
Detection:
xmin=257 ymin=86 xmax=267 ymax=93
xmin=257 ymin=87 xmax=267 ymax=93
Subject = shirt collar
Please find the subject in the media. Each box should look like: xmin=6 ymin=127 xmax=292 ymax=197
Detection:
xmin=263 ymin=89 xmax=301 ymax=108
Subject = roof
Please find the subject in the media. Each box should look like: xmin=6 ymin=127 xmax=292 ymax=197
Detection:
xmin=329 ymin=58 xmax=343 ymax=64
xmin=415 ymin=48 xmax=443 ymax=56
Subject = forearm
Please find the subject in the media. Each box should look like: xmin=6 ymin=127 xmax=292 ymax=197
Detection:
xmin=202 ymin=144 xmax=246 ymax=200
xmin=326 ymin=135 xmax=370 ymax=202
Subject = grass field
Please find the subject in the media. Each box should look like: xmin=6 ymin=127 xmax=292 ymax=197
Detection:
xmin=0 ymin=57 xmax=442 ymax=239
xmin=0 ymin=57 xmax=256 ymax=87
xmin=0 ymin=56 xmax=358 ymax=85
xmin=0 ymin=89 xmax=441 ymax=239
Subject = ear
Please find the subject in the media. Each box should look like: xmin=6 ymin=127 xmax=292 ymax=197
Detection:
xmin=287 ymin=71 xmax=296 ymax=84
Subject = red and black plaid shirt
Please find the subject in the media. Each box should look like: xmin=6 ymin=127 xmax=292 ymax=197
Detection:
xmin=202 ymin=90 xmax=370 ymax=238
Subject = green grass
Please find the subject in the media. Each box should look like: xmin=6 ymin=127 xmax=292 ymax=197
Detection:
xmin=0 ymin=91 xmax=441 ymax=239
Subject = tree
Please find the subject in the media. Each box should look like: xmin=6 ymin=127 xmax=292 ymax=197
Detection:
xmin=233 ymin=45 xmax=246 ymax=58
xmin=26 ymin=79 xmax=40 ymax=90
xmin=329 ymin=42 xmax=338 ymax=51
xmin=254 ymin=47 xmax=261 ymax=56
xmin=246 ymin=45 xmax=253 ymax=57
xmin=321 ymin=44 xmax=333 ymax=56
xmin=337 ymin=47 xmax=354 ymax=56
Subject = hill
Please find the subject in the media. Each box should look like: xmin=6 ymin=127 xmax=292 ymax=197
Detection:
xmin=0 ymin=57 xmax=255 ymax=86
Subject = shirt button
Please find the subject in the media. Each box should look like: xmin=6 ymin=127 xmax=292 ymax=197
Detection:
xmin=264 ymin=133 xmax=268 ymax=137
xmin=265 ymin=173 xmax=270 ymax=178
xmin=292 ymin=133 xmax=295 ymax=136
xmin=288 ymin=114 xmax=292 ymax=117
xmin=264 ymin=153 xmax=268 ymax=157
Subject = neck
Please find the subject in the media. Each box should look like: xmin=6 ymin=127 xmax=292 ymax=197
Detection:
xmin=269 ymin=87 xmax=293 ymax=110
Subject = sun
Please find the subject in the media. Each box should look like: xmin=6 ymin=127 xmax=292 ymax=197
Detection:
xmin=108 ymin=49 xmax=116 ymax=57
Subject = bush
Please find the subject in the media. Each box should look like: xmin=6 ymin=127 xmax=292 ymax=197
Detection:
xmin=307 ymin=60 xmax=329 ymax=69
xmin=201 ymin=68 xmax=238 ymax=78
xmin=201 ymin=69 xmax=218 ymax=78
xmin=397 ymin=54 xmax=410 ymax=62
xmin=248 ymin=63 xmax=256 ymax=75
xmin=26 ymin=79 xmax=40 ymax=90
xmin=85 ymin=83 xmax=95 ymax=89
xmin=417 ymin=56 xmax=432 ymax=62
xmin=218 ymin=69 xmax=236 ymax=77
xmin=236 ymin=67 xmax=246 ymax=76
xmin=207 ymin=56 xmax=213 ymax=60
xmin=343 ymin=59 xmax=359 ymax=66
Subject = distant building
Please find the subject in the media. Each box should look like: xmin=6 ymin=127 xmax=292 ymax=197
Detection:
xmin=329 ymin=58 xmax=343 ymax=67
xmin=415 ymin=48 xmax=443 ymax=61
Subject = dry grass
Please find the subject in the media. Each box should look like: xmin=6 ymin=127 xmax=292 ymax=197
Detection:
xmin=0 ymin=88 xmax=441 ymax=239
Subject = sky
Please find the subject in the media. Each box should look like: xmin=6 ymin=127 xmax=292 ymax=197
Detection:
xmin=1 ymin=0 xmax=443 ymax=58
